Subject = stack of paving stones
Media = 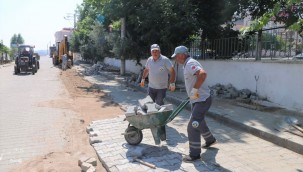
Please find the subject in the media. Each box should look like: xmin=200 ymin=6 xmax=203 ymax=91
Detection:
xmin=78 ymin=157 xmax=97 ymax=172
xmin=125 ymin=96 xmax=173 ymax=117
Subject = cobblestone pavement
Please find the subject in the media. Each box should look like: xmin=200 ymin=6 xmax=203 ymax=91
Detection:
xmin=0 ymin=58 xmax=73 ymax=171
xmin=76 ymin=65 xmax=303 ymax=172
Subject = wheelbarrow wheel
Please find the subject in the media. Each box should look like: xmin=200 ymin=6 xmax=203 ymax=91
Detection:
xmin=124 ymin=126 xmax=143 ymax=145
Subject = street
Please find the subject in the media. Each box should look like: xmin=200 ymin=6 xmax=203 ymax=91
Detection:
xmin=0 ymin=57 xmax=122 ymax=171
xmin=0 ymin=57 xmax=70 ymax=171
xmin=1 ymin=57 xmax=303 ymax=172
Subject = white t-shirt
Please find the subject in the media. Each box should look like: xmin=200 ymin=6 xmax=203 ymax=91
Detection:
xmin=183 ymin=57 xmax=210 ymax=103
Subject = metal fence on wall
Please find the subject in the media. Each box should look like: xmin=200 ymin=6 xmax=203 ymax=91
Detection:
xmin=189 ymin=28 xmax=303 ymax=60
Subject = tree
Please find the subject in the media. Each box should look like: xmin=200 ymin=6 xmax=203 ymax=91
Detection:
xmin=191 ymin=0 xmax=239 ymax=39
xmin=10 ymin=33 xmax=24 ymax=47
xmin=103 ymin=0 xmax=199 ymax=56
xmin=72 ymin=0 xmax=246 ymax=63
xmin=239 ymin=0 xmax=303 ymax=35
xmin=9 ymin=34 xmax=24 ymax=59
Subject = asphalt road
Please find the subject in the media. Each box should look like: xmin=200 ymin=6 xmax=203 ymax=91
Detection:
xmin=0 ymin=57 xmax=73 ymax=171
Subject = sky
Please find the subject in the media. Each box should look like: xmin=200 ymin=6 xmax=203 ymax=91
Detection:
xmin=0 ymin=0 xmax=83 ymax=50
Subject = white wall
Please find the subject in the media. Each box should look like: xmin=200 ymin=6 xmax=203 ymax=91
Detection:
xmin=104 ymin=57 xmax=303 ymax=112
xmin=104 ymin=57 xmax=146 ymax=74
xmin=201 ymin=60 xmax=303 ymax=112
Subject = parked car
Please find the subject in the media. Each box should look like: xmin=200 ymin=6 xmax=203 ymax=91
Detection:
xmin=292 ymin=53 xmax=303 ymax=60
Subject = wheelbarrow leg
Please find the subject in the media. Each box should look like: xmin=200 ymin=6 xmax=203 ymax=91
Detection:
xmin=150 ymin=126 xmax=166 ymax=145
xmin=160 ymin=125 xmax=166 ymax=141
xmin=150 ymin=127 xmax=161 ymax=145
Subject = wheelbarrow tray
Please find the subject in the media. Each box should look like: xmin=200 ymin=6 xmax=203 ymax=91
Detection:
xmin=125 ymin=110 xmax=173 ymax=130
xmin=124 ymin=99 xmax=190 ymax=145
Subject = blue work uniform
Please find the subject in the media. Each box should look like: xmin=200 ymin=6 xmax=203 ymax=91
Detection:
xmin=183 ymin=57 xmax=215 ymax=157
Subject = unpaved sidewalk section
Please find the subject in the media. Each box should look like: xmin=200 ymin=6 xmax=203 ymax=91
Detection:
xmin=11 ymin=69 xmax=123 ymax=172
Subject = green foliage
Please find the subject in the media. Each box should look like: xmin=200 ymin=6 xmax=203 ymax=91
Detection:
xmin=191 ymin=0 xmax=237 ymax=39
xmin=8 ymin=33 xmax=24 ymax=58
xmin=88 ymin=21 xmax=114 ymax=61
xmin=10 ymin=33 xmax=24 ymax=47
xmin=239 ymin=0 xmax=303 ymax=36
xmin=71 ymin=0 xmax=242 ymax=61
xmin=0 ymin=42 xmax=10 ymax=54
xmin=260 ymin=32 xmax=286 ymax=51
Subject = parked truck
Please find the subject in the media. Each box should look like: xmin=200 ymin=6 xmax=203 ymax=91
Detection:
xmin=52 ymin=35 xmax=73 ymax=68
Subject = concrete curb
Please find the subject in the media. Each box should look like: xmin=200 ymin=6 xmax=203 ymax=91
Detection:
xmin=79 ymin=64 xmax=303 ymax=155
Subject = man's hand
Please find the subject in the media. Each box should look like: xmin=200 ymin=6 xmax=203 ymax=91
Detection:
xmin=169 ymin=83 xmax=175 ymax=92
xmin=140 ymin=79 xmax=145 ymax=87
xmin=190 ymin=88 xmax=199 ymax=100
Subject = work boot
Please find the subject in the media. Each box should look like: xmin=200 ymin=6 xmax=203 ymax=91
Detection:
xmin=202 ymin=138 xmax=217 ymax=149
xmin=182 ymin=155 xmax=201 ymax=163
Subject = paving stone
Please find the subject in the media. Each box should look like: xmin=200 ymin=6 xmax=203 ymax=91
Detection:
xmin=146 ymin=103 xmax=159 ymax=114
xmin=125 ymin=106 xmax=137 ymax=117
xmin=138 ymin=95 xmax=153 ymax=110
xmin=89 ymin=131 xmax=100 ymax=137
xmin=136 ymin=106 xmax=147 ymax=115
xmin=86 ymin=166 xmax=96 ymax=172
xmin=85 ymin=157 xmax=97 ymax=166
xmin=81 ymin=162 xmax=93 ymax=171
xmin=86 ymin=126 xmax=93 ymax=133
xmin=89 ymin=136 xmax=102 ymax=145
xmin=78 ymin=156 xmax=89 ymax=166
xmin=160 ymin=104 xmax=173 ymax=111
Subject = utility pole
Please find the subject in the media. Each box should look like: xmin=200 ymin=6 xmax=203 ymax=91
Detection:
xmin=120 ymin=17 xmax=126 ymax=76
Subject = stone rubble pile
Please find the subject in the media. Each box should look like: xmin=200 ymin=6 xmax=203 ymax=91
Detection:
xmin=210 ymin=83 xmax=267 ymax=101
xmin=84 ymin=62 xmax=120 ymax=75
xmin=125 ymin=96 xmax=173 ymax=117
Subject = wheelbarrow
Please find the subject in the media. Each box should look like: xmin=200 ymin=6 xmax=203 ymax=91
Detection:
xmin=123 ymin=99 xmax=190 ymax=145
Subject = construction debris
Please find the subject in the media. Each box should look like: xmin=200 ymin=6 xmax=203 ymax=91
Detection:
xmin=125 ymin=96 xmax=173 ymax=117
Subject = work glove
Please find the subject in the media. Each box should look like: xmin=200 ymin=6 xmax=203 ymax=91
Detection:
xmin=169 ymin=83 xmax=176 ymax=92
xmin=140 ymin=79 xmax=145 ymax=87
xmin=189 ymin=88 xmax=199 ymax=100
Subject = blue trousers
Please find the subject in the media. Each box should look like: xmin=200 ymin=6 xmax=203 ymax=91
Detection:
xmin=147 ymin=87 xmax=167 ymax=105
xmin=188 ymin=96 xmax=215 ymax=157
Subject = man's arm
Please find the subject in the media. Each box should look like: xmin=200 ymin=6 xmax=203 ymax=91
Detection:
xmin=193 ymin=69 xmax=207 ymax=89
xmin=169 ymin=67 xmax=176 ymax=84
xmin=142 ymin=68 xmax=149 ymax=80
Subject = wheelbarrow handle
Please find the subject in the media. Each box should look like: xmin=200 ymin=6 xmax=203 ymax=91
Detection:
xmin=165 ymin=98 xmax=190 ymax=124
xmin=292 ymin=124 xmax=303 ymax=133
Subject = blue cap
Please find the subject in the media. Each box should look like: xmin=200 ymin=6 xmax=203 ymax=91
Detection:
xmin=171 ymin=46 xmax=188 ymax=58
xmin=150 ymin=44 xmax=160 ymax=51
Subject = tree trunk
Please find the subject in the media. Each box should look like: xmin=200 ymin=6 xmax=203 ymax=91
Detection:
xmin=256 ymin=30 xmax=262 ymax=61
